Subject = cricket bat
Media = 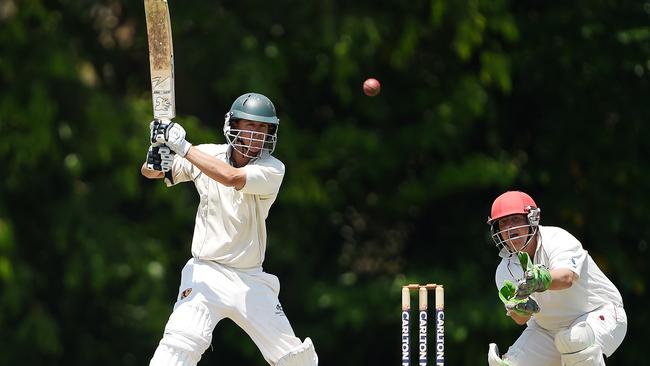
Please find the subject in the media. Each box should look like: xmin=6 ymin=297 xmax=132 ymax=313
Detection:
xmin=144 ymin=0 xmax=175 ymax=178
xmin=144 ymin=0 xmax=175 ymax=122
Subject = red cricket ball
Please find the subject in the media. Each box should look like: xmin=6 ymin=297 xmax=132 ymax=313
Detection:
xmin=363 ymin=78 xmax=381 ymax=97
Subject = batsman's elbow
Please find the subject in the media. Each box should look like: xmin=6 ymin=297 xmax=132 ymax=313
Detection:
xmin=225 ymin=171 xmax=247 ymax=190
xmin=141 ymin=162 xmax=164 ymax=179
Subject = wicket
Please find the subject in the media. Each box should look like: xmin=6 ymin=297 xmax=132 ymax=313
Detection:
xmin=401 ymin=284 xmax=445 ymax=366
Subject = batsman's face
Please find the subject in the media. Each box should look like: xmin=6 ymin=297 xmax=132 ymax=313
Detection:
xmin=497 ymin=215 xmax=529 ymax=251
xmin=234 ymin=120 xmax=270 ymax=152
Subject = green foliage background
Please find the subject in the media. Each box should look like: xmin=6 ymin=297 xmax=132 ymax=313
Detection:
xmin=0 ymin=0 xmax=648 ymax=364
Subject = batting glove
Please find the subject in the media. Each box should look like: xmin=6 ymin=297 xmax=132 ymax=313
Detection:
xmin=150 ymin=120 xmax=192 ymax=157
xmin=150 ymin=119 xmax=165 ymax=145
xmin=146 ymin=144 xmax=175 ymax=172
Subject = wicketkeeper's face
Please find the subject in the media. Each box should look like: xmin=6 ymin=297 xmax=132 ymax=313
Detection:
xmin=233 ymin=119 xmax=271 ymax=153
xmin=497 ymin=214 xmax=530 ymax=251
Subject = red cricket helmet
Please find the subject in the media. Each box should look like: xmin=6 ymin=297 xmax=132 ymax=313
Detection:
xmin=487 ymin=191 xmax=541 ymax=255
xmin=487 ymin=191 xmax=540 ymax=225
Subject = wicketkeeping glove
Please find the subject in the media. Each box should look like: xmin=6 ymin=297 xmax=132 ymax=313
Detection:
xmin=499 ymin=280 xmax=540 ymax=317
xmin=515 ymin=252 xmax=552 ymax=299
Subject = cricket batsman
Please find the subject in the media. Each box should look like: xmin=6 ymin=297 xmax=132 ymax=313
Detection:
xmin=486 ymin=191 xmax=627 ymax=366
xmin=141 ymin=93 xmax=318 ymax=366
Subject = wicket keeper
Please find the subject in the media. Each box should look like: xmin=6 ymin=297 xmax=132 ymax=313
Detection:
xmin=486 ymin=191 xmax=627 ymax=366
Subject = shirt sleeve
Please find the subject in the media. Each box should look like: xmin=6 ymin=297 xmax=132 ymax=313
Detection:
xmin=495 ymin=267 xmax=504 ymax=290
xmin=495 ymin=259 xmax=518 ymax=289
xmin=239 ymin=160 xmax=285 ymax=196
xmin=546 ymin=229 xmax=587 ymax=277
xmin=165 ymin=154 xmax=199 ymax=187
xmin=165 ymin=144 xmax=226 ymax=187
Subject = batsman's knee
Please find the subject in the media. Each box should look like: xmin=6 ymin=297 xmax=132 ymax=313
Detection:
xmin=154 ymin=302 xmax=214 ymax=364
xmin=275 ymin=337 xmax=318 ymax=366
xmin=554 ymin=321 xmax=604 ymax=366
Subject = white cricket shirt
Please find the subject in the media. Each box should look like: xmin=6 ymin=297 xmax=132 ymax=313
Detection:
xmin=495 ymin=225 xmax=623 ymax=331
xmin=166 ymin=144 xmax=285 ymax=269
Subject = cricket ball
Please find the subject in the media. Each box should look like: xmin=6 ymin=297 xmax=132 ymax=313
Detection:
xmin=363 ymin=78 xmax=381 ymax=97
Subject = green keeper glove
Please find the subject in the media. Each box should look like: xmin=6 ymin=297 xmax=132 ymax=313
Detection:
xmin=515 ymin=252 xmax=551 ymax=299
xmin=499 ymin=280 xmax=540 ymax=317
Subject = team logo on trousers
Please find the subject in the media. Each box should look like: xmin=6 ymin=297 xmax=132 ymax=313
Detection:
xmin=180 ymin=288 xmax=192 ymax=300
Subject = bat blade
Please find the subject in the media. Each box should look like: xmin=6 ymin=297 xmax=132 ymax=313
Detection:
xmin=144 ymin=0 xmax=175 ymax=121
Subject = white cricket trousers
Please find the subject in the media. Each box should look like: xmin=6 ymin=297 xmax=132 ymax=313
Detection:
xmin=503 ymin=304 xmax=627 ymax=365
xmin=151 ymin=258 xmax=304 ymax=365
